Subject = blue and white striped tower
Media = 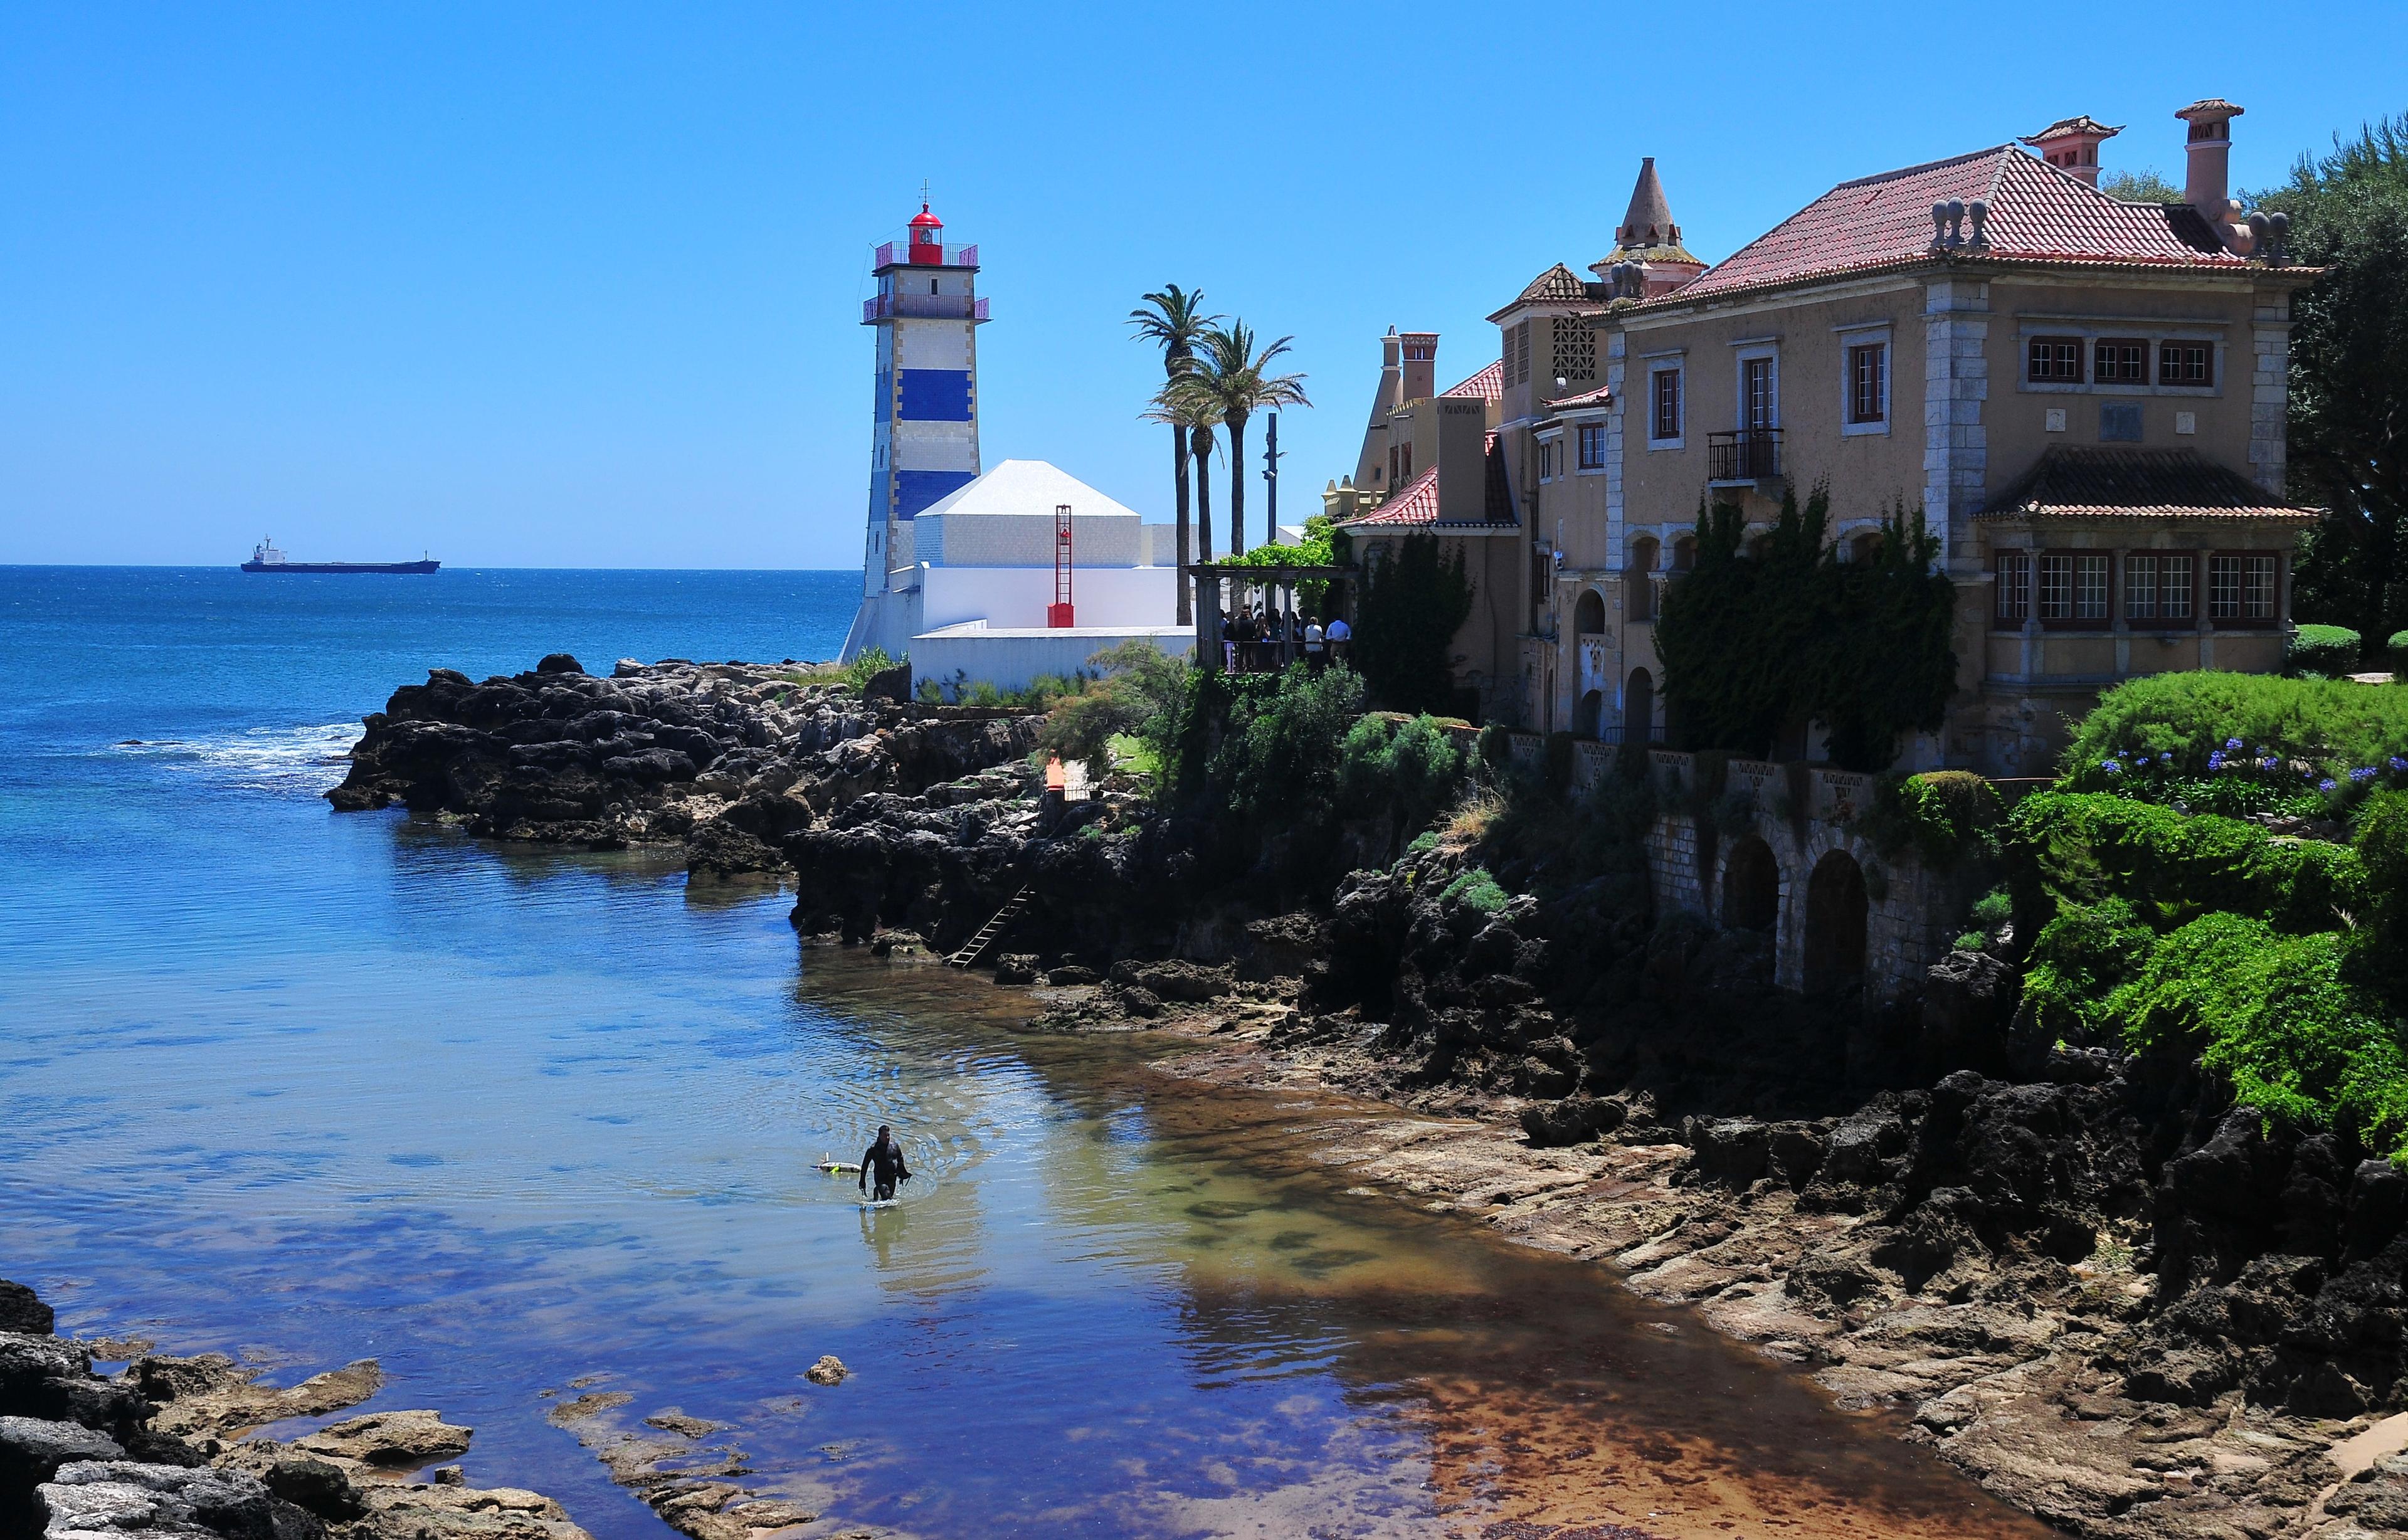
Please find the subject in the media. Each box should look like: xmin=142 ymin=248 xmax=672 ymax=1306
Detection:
xmin=843 ymin=199 xmax=988 ymax=662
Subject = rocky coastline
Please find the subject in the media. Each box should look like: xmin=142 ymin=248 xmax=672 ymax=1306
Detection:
xmin=325 ymin=655 xmax=2408 ymax=1539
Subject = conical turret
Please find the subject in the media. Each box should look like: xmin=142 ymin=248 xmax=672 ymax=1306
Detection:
xmin=1592 ymin=157 xmax=1705 ymax=295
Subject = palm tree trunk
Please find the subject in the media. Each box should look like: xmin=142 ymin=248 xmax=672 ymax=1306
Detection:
xmin=1226 ymin=414 xmax=1248 ymax=557
xmin=1194 ymin=429 xmax=1214 ymax=569
xmin=1171 ymin=424 xmax=1192 ymax=627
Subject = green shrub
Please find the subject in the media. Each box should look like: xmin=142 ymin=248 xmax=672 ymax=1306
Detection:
xmin=2289 ymin=623 xmax=2363 ymax=677
xmin=2023 ymin=897 xmax=2157 ymax=1043
xmin=840 ymin=646 xmax=902 ymax=692
xmin=1969 ymin=887 xmax=2012 ymax=933
xmin=2108 ymin=913 xmax=2408 ymax=1157
xmin=1440 ymin=867 xmax=1510 ymax=914
xmin=2059 ymin=672 xmax=2408 ymax=816
xmin=2390 ymin=630 xmax=2408 ymax=670
xmin=1853 ymin=770 xmax=2004 ymax=868
xmin=1338 ymin=712 xmax=1470 ymax=840
xmin=914 ymin=678 xmax=942 ymax=704
xmin=1407 ymin=830 xmax=1439 ymax=856
xmin=2011 ymin=791 xmax=2365 ymax=934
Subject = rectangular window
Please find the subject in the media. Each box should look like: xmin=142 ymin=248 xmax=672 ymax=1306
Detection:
xmin=2244 ymin=554 xmax=2276 ymax=619
xmin=2162 ymin=554 xmax=2194 ymax=620
xmin=1995 ymin=552 xmax=2030 ymax=622
xmin=1847 ymin=343 xmax=1886 ymax=424
xmin=1743 ymin=357 xmax=1775 ymax=430
xmin=1578 ymin=423 xmax=1606 ymax=469
xmin=2028 ymin=336 xmax=2084 ymax=383
xmin=1651 ymin=368 xmax=1682 ymax=441
xmin=2160 ymin=341 xmax=2214 ymax=386
xmin=2125 ymin=554 xmax=2158 ymax=620
xmin=2094 ymin=338 xmax=2150 ymax=384
xmin=2073 ymin=554 xmax=2110 ymax=621
xmin=1538 ymin=441 xmax=1555 ymax=482
xmin=2037 ymin=554 xmax=2071 ymax=620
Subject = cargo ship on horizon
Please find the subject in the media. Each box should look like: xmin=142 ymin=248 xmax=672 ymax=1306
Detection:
xmin=241 ymin=537 xmax=439 ymax=575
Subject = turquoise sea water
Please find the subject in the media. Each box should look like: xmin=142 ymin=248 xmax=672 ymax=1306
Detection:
xmin=0 ymin=567 xmax=2047 ymax=1539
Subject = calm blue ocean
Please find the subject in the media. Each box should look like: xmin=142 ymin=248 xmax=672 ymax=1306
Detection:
xmin=0 ymin=566 xmax=2041 ymax=1539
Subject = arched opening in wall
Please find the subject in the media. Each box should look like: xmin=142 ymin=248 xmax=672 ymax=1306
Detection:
xmin=1576 ymin=689 xmax=1603 ymax=737
xmin=1671 ymin=535 xmax=1697 ymax=571
xmin=1804 ymin=850 xmax=1869 ymax=996
xmin=1849 ymin=530 xmax=1880 ymax=565
xmin=1721 ymin=837 xmax=1780 ymax=934
xmin=1625 ymin=538 xmax=1660 ymax=621
xmin=1574 ymin=588 xmax=1606 ymax=636
xmin=1624 ymin=668 xmax=1654 ymax=745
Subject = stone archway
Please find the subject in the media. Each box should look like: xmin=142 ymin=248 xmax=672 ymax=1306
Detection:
xmin=1574 ymin=588 xmax=1606 ymax=636
xmin=1804 ymin=849 xmax=1869 ymax=995
xmin=1575 ymin=689 xmax=1603 ymax=737
xmin=1721 ymin=836 xmax=1780 ymax=934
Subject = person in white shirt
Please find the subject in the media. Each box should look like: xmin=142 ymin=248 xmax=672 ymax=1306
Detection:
xmin=1303 ymin=619 xmax=1324 ymax=668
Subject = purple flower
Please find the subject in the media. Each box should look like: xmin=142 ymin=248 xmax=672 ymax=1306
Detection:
xmin=2261 ymin=756 xmax=2282 ymax=771
xmin=2391 ymin=756 xmax=2408 ymax=773
xmin=2352 ymin=766 xmax=2378 ymax=783
xmin=2208 ymin=750 xmax=2226 ymax=771
xmin=2320 ymin=778 xmax=2338 ymax=793
xmin=2226 ymin=737 xmax=2244 ymax=751
xmin=2101 ymin=759 xmax=2122 ymax=775
xmin=2160 ymin=752 xmax=2175 ymax=763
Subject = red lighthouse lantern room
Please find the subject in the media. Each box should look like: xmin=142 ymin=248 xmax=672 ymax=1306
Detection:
xmin=908 ymin=204 xmax=944 ymax=265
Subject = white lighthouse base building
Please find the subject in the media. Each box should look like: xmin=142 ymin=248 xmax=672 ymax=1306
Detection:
xmin=851 ymin=459 xmax=1192 ymax=694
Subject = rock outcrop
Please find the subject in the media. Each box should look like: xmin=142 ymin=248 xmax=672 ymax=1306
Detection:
xmin=0 ymin=1282 xmax=594 ymax=1539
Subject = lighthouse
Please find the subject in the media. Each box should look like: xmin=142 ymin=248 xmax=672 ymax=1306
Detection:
xmin=843 ymin=200 xmax=989 ymax=662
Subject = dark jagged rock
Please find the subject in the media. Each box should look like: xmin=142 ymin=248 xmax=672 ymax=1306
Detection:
xmin=0 ymin=1283 xmax=55 ymax=1337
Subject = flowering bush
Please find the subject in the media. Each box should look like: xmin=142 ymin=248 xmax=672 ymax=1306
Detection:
xmin=2060 ymin=672 xmax=2408 ymax=821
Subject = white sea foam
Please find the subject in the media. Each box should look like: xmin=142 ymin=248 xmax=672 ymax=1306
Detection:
xmin=115 ymin=722 xmax=359 ymax=797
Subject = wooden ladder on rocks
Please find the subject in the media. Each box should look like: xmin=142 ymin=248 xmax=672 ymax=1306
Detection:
xmin=948 ymin=886 xmax=1032 ymax=969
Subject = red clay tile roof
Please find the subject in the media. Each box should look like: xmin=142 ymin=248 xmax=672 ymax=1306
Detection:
xmin=1667 ymin=146 xmax=2241 ymax=304
xmin=1331 ymin=465 xmax=1440 ymax=527
xmin=2022 ymin=115 xmax=2122 ymax=146
xmin=1977 ymin=446 xmax=2316 ymax=521
xmin=1442 ymin=360 xmax=1503 ymax=400
xmin=1545 ymin=384 xmax=1613 ymax=411
xmin=1514 ymin=263 xmax=1591 ymax=305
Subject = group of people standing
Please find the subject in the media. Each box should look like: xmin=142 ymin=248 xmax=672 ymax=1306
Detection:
xmin=1219 ymin=606 xmax=1349 ymax=673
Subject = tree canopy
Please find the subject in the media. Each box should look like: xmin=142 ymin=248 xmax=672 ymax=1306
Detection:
xmin=1349 ymin=532 xmax=1474 ymax=716
xmin=2271 ymin=113 xmax=2408 ymax=653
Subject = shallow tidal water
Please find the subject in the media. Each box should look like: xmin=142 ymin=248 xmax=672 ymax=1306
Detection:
xmin=0 ymin=568 xmax=2054 ymax=1539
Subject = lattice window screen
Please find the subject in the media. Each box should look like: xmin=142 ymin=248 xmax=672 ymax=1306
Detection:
xmin=1550 ymin=322 xmax=1596 ymax=384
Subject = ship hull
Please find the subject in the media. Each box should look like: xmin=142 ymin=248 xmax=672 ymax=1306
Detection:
xmin=241 ymin=560 xmax=440 ymax=574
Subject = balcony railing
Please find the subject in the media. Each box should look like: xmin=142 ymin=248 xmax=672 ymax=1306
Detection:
xmin=873 ymin=241 xmax=978 ymax=268
xmin=1707 ymin=428 xmax=1783 ymax=482
xmin=862 ymin=293 xmax=990 ymax=323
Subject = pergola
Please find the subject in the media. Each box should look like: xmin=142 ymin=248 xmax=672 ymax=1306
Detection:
xmin=1183 ymin=561 xmax=1356 ymax=673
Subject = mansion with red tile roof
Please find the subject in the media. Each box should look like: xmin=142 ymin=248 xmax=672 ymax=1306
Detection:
xmin=1329 ymin=97 xmax=2316 ymax=775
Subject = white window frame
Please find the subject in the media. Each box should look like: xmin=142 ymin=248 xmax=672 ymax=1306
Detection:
xmin=1644 ymin=356 xmax=1684 ymax=450
xmin=1733 ymin=342 xmax=1780 ymax=433
xmin=1573 ymin=419 xmax=1609 ymax=475
xmin=2013 ymin=320 xmax=2226 ymax=399
xmin=1835 ymin=324 xmax=1892 ymax=438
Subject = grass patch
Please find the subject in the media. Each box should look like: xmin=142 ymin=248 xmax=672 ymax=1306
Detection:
xmin=1439 ymin=866 xmax=1510 ymax=914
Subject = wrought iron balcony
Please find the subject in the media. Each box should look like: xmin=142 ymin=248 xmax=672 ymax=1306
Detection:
xmin=1707 ymin=428 xmax=1783 ymax=483
xmin=873 ymin=241 xmax=979 ymax=268
xmin=862 ymin=293 xmax=990 ymax=323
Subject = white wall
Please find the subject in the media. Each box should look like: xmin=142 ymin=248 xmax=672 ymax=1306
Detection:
xmin=911 ymin=623 xmax=1195 ymax=695
xmin=919 ymin=512 xmax=1142 ymax=566
xmin=921 ymin=563 xmax=1179 ymax=631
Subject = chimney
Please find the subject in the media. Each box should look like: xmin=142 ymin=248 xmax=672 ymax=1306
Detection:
xmin=1400 ymin=331 xmax=1438 ymax=404
xmin=2019 ymin=115 xmax=2121 ymax=189
xmin=2176 ymin=98 xmax=2245 ymax=238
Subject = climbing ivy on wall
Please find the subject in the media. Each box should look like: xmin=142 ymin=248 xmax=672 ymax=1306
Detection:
xmin=1654 ymin=483 xmax=1957 ymax=771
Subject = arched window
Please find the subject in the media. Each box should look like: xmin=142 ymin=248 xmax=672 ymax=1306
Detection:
xmin=1625 ymin=539 xmax=1661 ymax=621
xmin=1849 ymin=531 xmax=1879 ymax=565
xmin=1624 ymin=668 xmax=1654 ymax=744
xmin=1671 ymin=535 xmax=1697 ymax=572
xmin=1575 ymin=689 xmax=1603 ymax=737
xmin=1631 ymin=536 xmax=1661 ymax=572
xmin=1573 ymin=588 xmax=1607 ymax=636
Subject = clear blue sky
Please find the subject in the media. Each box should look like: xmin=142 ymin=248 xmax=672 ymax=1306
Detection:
xmin=5 ymin=2 xmax=2402 ymax=569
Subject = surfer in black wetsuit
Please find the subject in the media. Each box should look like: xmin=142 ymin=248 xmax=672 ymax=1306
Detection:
xmin=859 ymin=1125 xmax=911 ymax=1203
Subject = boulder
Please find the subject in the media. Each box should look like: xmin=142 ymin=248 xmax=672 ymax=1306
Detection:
xmin=1688 ymin=1117 xmax=1773 ymax=1187
xmin=36 ymin=1459 xmax=301 ymax=1540
xmin=1520 ymin=1095 xmax=1626 ymax=1149
xmin=993 ymin=954 xmax=1040 ymax=986
xmin=0 ymin=1283 xmax=53 ymax=1337
xmin=803 ymin=1356 xmax=847 ymax=1386
xmin=292 ymin=1409 xmax=471 ymax=1469
xmin=860 ymin=662 xmax=912 ymax=702
xmin=261 ymin=1456 xmax=358 ymax=1520
xmin=536 ymin=653 xmax=586 ymax=676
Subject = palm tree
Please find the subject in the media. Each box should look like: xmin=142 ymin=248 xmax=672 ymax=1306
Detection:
xmin=1147 ymin=380 xmax=1221 ymax=564
xmin=1191 ymin=322 xmax=1311 ymax=555
xmin=1128 ymin=285 xmax=1219 ymax=625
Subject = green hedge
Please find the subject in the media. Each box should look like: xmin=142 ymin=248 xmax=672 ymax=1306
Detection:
xmin=2063 ymin=672 xmax=2408 ymax=782
xmin=2289 ymin=623 xmax=2363 ymax=677
xmin=2390 ymin=630 xmax=2408 ymax=670
xmin=2010 ymin=791 xmax=2365 ymax=934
